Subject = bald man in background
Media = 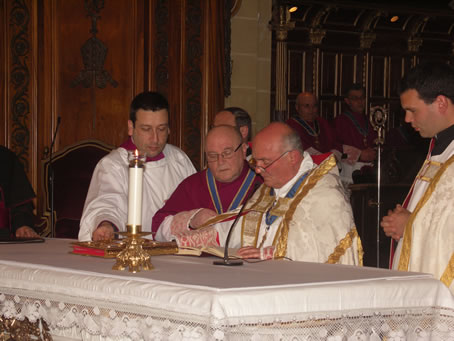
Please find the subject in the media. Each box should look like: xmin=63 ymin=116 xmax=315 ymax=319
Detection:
xmin=287 ymin=92 xmax=337 ymax=155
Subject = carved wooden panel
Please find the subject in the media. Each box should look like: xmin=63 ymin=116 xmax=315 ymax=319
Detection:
xmin=288 ymin=49 xmax=304 ymax=96
xmin=320 ymin=52 xmax=337 ymax=96
xmin=150 ymin=0 xmax=226 ymax=169
xmin=339 ymin=54 xmax=357 ymax=99
xmin=370 ymin=56 xmax=386 ymax=98
xmin=41 ymin=0 xmax=143 ymax=154
xmin=1 ymin=0 xmax=227 ymax=223
xmin=272 ymin=0 xmax=454 ymax=128
xmin=2 ymin=0 xmax=38 ymax=190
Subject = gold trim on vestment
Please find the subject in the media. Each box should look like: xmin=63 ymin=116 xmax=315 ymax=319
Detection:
xmin=197 ymin=211 xmax=239 ymax=229
xmin=236 ymin=155 xmax=337 ymax=258
xmin=357 ymin=233 xmax=364 ymax=266
xmin=274 ymin=155 xmax=337 ymax=258
xmin=440 ymin=252 xmax=454 ymax=288
xmin=401 ymin=140 xmax=435 ymax=208
xmin=326 ymin=228 xmax=360 ymax=264
xmin=416 ymin=160 xmax=442 ymax=182
xmin=398 ymin=154 xmax=454 ymax=271
xmin=241 ymin=185 xmax=272 ymax=247
xmin=427 ymin=160 xmax=442 ymax=167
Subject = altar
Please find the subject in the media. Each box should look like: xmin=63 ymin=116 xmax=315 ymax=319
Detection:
xmin=0 ymin=239 xmax=453 ymax=340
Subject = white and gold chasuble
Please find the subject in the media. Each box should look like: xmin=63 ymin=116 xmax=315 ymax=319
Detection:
xmin=212 ymin=154 xmax=363 ymax=265
xmin=393 ymin=140 xmax=454 ymax=294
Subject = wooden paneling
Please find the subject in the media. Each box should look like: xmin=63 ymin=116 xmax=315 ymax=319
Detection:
xmin=2 ymin=0 xmax=38 ymax=191
xmin=320 ymin=52 xmax=337 ymax=96
xmin=272 ymin=1 xmax=454 ymax=127
xmin=0 ymin=0 xmax=6 ymax=146
xmin=339 ymin=54 xmax=357 ymax=98
xmin=41 ymin=0 xmax=143 ymax=152
xmin=288 ymin=49 xmax=304 ymax=96
xmin=271 ymin=0 xmax=454 ymax=268
xmin=1 ymin=0 xmax=227 ymax=226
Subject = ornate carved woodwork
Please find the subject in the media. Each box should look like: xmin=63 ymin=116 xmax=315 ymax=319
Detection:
xmin=1 ymin=0 xmax=227 ymax=229
xmin=8 ymin=0 xmax=32 ymax=172
xmin=273 ymin=0 xmax=454 ymax=125
xmin=71 ymin=0 xmax=118 ymax=90
xmin=183 ymin=0 xmax=203 ymax=167
xmin=274 ymin=0 xmax=451 ymax=268
xmin=270 ymin=3 xmax=297 ymax=121
xmin=224 ymin=0 xmax=232 ymax=98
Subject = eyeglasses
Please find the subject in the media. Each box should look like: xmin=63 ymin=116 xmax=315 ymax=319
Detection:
xmin=206 ymin=142 xmax=243 ymax=162
xmin=249 ymin=150 xmax=291 ymax=173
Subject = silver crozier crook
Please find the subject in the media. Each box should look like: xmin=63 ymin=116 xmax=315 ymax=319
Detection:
xmin=370 ymin=106 xmax=387 ymax=267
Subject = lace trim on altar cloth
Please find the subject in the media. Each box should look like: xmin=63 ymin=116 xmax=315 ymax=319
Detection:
xmin=1 ymin=292 xmax=454 ymax=341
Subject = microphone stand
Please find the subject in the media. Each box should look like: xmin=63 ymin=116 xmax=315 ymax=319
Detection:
xmin=49 ymin=117 xmax=61 ymax=238
xmin=214 ymin=183 xmax=260 ymax=266
xmin=370 ymin=106 xmax=387 ymax=268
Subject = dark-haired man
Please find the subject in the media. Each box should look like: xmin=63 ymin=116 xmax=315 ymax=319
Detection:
xmin=381 ymin=62 xmax=454 ymax=294
xmin=79 ymin=91 xmax=196 ymax=241
xmin=334 ymin=84 xmax=378 ymax=184
xmin=214 ymin=107 xmax=252 ymax=156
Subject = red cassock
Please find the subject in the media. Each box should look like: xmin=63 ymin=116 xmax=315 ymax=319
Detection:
xmin=151 ymin=161 xmax=263 ymax=237
xmin=286 ymin=117 xmax=338 ymax=154
xmin=334 ymin=111 xmax=377 ymax=150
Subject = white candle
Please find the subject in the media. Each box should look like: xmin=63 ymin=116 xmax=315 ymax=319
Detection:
xmin=127 ymin=150 xmax=144 ymax=226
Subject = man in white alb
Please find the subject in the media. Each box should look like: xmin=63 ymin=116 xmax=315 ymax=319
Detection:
xmin=78 ymin=91 xmax=196 ymax=241
xmin=381 ymin=62 xmax=454 ymax=294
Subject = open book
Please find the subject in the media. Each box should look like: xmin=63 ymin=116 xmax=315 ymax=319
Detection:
xmin=177 ymin=246 xmax=240 ymax=259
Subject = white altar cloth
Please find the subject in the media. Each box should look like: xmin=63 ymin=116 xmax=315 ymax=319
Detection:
xmin=0 ymin=239 xmax=453 ymax=340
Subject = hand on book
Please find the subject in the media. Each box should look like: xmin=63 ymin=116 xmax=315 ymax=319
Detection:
xmin=15 ymin=226 xmax=39 ymax=238
xmin=175 ymin=226 xmax=218 ymax=248
xmin=93 ymin=222 xmax=115 ymax=241
xmin=189 ymin=208 xmax=217 ymax=229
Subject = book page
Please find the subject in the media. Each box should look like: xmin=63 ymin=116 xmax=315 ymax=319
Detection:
xmin=177 ymin=246 xmax=239 ymax=259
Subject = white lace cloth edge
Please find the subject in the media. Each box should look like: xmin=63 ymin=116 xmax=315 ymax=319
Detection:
xmin=2 ymin=290 xmax=454 ymax=341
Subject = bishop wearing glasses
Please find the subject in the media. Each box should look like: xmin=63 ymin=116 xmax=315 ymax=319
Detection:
xmin=152 ymin=125 xmax=262 ymax=241
xmin=172 ymin=122 xmax=362 ymax=265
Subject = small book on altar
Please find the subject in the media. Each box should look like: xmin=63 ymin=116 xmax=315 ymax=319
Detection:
xmin=70 ymin=240 xmax=179 ymax=258
xmin=177 ymin=246 xmax=240 ymax=259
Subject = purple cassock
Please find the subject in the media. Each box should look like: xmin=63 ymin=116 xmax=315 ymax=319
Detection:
xmin=286 ymin=116 xmax=338 ymax=154
xmin=151 ymin=161 xmax=263 ymax=237
xmin=334 ymin=110 xmax=377 ymax=151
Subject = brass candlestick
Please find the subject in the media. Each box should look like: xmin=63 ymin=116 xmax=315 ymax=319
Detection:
xmin=112 ymin=224 xmax=153 ymax=272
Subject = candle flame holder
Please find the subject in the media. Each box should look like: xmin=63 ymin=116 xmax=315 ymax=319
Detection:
xmin=112 ymin=225 xmax=154 ymax=272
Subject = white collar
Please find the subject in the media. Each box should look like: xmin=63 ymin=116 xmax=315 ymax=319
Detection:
xmin=274 ymin=151 xmax=314 ymax=198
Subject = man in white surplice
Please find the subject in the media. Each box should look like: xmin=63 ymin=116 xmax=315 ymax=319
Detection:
xmin=381 ymin=62 xmax=454 ymax=294
xmin=174 ymin=122 xmax=362 ymax=264
xmin=78 ymin=92 xmax=195 ymax=241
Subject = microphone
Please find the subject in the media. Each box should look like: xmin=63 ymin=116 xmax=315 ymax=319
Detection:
xmin=213 ymin=182 xmax=260 ymax=266
xmin=49 ymin=116 xmax=61 ymax=238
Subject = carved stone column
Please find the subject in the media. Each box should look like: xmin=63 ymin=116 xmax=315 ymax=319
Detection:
xmin=270 ymin=5 xmax=295 ymax=122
